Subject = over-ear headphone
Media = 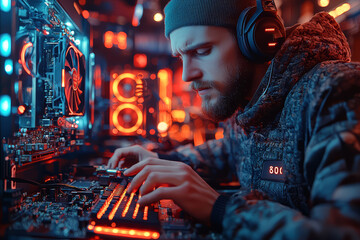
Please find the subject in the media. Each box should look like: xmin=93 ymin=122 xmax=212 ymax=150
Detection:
xmin=237 ymin=0 xmax=286 ymax=62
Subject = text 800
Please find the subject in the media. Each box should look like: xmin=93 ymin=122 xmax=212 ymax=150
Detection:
xmin=269 ymin=166 xmax=283 ymax=175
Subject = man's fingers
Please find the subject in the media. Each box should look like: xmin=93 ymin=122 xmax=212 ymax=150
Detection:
xmin=138 ymin=185 xmax=182 ymax=206
xmin=124 ymin=158 xmax=180 ymax=176
xmin=107 ymin=149 xmax=124 ymax=168
xmin=139 ymin=172 xmax=186 ymax=196
xmin=128 ymin=165 xmax=180 ymax=193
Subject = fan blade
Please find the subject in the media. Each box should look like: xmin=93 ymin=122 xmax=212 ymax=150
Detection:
xmin=69 ymin=90 xmax=74 ymax=112
xmin=65 ymin=71 xmax=72 ymax=84
xmin=71 ymin=50 xmax=77 ymax=69
xmin=74 ymin=90 xmax=80 ymax=111
xmin=65 ymin=84 xmax=72 ymax=103
xmin=65 ymin=58 xmax=71 ymax=69
xmin=66 ymin=50 xmax=74 ymax=69
xmin=76 ymin=76 xmax=83 ymax=95
xmin=75 ymin=91 xmax=81 ymax=106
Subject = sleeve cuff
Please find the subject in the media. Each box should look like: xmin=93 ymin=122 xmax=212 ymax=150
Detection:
xmin=210 ymin=194 xmax=230 ymax=232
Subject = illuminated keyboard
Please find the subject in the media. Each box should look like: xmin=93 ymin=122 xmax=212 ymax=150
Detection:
xmin=88 ymin=179 xmax=161 ymax=239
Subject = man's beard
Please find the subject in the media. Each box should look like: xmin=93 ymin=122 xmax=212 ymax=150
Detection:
xmin=199 ymin=66 xmax=250 ymax=122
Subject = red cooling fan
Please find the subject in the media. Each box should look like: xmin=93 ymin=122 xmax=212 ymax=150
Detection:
xmin=63 ymin=43 xmax=85 ymax=116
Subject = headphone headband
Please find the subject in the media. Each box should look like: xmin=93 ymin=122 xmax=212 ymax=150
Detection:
xmin=258 ymin=0 xmax=277 ymax=12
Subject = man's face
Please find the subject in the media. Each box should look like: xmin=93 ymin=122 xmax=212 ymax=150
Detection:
xmin=170 ymin=26 xmax=254 ymax=121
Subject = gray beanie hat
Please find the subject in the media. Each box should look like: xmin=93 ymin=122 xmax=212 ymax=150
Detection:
xmin=164 ymin=0 xmax=254 ymax=38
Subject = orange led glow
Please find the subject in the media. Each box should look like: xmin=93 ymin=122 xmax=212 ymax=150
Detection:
xmin=148 ymin=107 xmax=155 ymax=114
xmin=17 ymin=105 xmax=26 ymax=115
xmin=318 ymin=0 xmax=329 ymax=7
xmin=88 ymin=225 xmax=94 ymax=230
xmin=158 ymin=69 xmax=173 ymax=129
xmin=268 ymin=42 xmax=277 ymax=47
xmin=143 ymin=206 xmax=148 ymax=220
xmin=73 ymin=2 xmax=81 ymax=15
xmin=91 ymin=225 xmax=160 ymax=239
xmin=108 ymin=184 xmax=128 ymax=220
xmin=113 ymin=73 xmax=142 ymax=102
xmin=153 ymin=13 xmax=163 ymax=22
xmin=21 ymin=42 xmax=33 ymax=76
xmin=132 ymin=17 xmax=139 ymax=27
xmin=149 ymin=129 xmax=155 ymax=135
xmin=134 ymin=54 xmax=147 ymax=68
xmin=117 ymin=32 xmax=127 ymax=50
xmin=150 ymin=74 xmax=156 ymax=80
xmin=122 ymin=192 xmax=135 ymax=217
xmin=62 ymin=69 xmax=65 ymax=87
xmin=133 ymin=203 xmax=140 ymax=219
xmin=104 ymin=31 xmax=114 ymax=48
xmin=136 ymin=129 xmax=143 ymax=135
xmin=265 ymin=28 xmax=275 ymax=32
xmin=157 ymin=122 xmax=169 ymax=133
xmin=194 ymin=128 xmax=205 ymax=146
xmin=171 ymin=110 xmax=186 ymax=122
xmin=95 ymin=65 xmax=102 ymax=89
xmin=112 ymin=104 xmax=143 ymax=134
xmin=329 ymin=3 xmax=351 ymax=18
xmin=97 ymin=184 xmax=120 ymax=219
xmin=215 ymin=128 xmax=224 ymax=140
xmin=82 ymin=10 xmax=89 ymax=19
xmin=181 ymin=124 xmax=191 ymax=139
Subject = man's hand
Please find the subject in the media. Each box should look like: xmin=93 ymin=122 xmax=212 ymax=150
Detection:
xmin=107 ymin=145 xmax=158 ymax=169
xmin=124 ymin=158 xmax=220 ymax=225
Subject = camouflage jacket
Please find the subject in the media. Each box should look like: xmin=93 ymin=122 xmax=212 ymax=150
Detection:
xmin=159 ymin=12 xmax=360 ymax=239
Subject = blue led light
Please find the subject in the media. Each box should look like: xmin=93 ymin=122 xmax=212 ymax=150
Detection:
xmin=14 ymin=81 xmax=19 ymax=95
xmin=4 ymin=59 xmax=13 ymax=75
xmin=0 ymin=95 xmax=11 ymax=117
xmin=1 ymin=0 xmax=11 ymax=12
xmin=0 ymin=33 xmax=11 ymax=57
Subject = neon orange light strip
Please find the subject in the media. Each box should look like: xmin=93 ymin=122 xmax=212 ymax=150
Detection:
xmin=122 ymin=192 xmax=135 ymax=217
xmin=62 ymin=69 xmax=65 ymax=87
xmin=265 ymin=28 xmax=275 ymax=32
xmin=21 ymin=42 xmax=33 ymax=76
xmin=132 ymin=203 xmax=140 ymax=219
xmin=97 ymin=184 xmax=119 ymax=219
xmin=91 ymin=225 xmax=160 ymax=239
xmin=108 ymin=184 xmax=129 ymax=220
xmin=132 ymin=194 xmax=141 ymax=219
xmin=143 ymin=206 xmax=148 ymax=221
xmin=268 ymin=43 xmax=277 ymax=47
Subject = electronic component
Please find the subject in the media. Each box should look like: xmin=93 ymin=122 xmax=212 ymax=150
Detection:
xmin=4 ymin=165 xmax=217 ymax=239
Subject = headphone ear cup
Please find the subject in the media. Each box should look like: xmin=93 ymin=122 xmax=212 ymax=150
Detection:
xmin=249 ymin=16 xmax=285 ymax=61
xmin=237 ymin=7 xmax=257 ymax=61
xmin=237 ymin=7 xmax=286 ymax=62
